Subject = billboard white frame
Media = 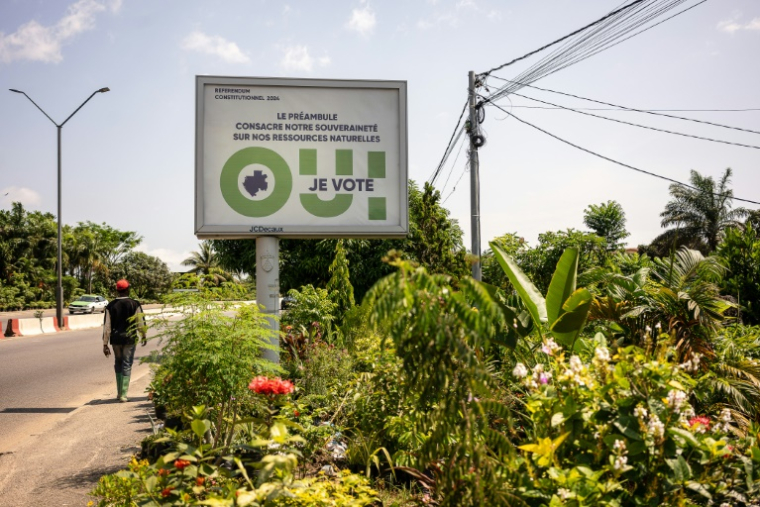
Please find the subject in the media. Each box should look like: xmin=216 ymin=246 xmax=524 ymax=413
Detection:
xmin=195 ymin=75 xmax=408 ymax=238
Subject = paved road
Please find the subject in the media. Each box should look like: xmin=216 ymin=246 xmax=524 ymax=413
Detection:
xmin=0 ymin=326 xmax=163 ymax=506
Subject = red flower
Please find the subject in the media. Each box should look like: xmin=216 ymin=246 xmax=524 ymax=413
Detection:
xmin=689 ymin=416 xmax=711 ymax=429
xmin=161 ymin=487 xmax=174 ymax=497
xmin=158 ymin=468 xmax=170 ymax=477
xmin=293 ymin=410 xmax=300 ymax=417
xmin=248 ymin=376 xmax=294 ymax=396
xmin=174 ymin=459 xmax=191 ymax=470
xmin=196 ymin=477 xmax=205 ymax=486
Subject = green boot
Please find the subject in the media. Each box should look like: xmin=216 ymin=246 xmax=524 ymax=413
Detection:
xmin=119 ymin=375 xmax=131 ymax=403
xmin=116 ymin=372 xmax=123 ymax=400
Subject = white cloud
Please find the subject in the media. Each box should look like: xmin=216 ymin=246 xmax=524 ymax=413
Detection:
xmin=181 ymin=31 xmax=250 ymax=64
xmin=346 ymin=1 xmax=376 ymax=36
xmin=718 ymin=15 xmax=760 ymax=33
xmin=280 ymin=45 xmax=314 ymax=71
xmin=318 ymin=55 xmax=331 ymax=67
xmin=0 ymin=0 xmax=108 ymax=64
xmin=417 ymin=0 xmax=501 ymax=31
xmin=1 ymin=186 xmax=42 ymax=207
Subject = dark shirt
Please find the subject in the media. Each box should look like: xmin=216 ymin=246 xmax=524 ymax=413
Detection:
xmin=102 ymin=297 xmax=145 ymax=345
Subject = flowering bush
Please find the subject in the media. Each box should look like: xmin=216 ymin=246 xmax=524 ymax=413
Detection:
xmin=505 ymin=339 xmax=760 ymax=505
xmin=90 ymin=406 xmax=378 ymax=507
xmin=249 ymin=376 xmax=295 ymax=396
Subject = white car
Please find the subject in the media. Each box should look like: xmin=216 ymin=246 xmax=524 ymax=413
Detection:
xmin=68 ymin=295 xmax=109 ymax=314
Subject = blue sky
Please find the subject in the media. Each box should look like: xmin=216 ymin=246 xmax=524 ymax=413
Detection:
xmin=1 ymin=0 xmax=759 ymax=271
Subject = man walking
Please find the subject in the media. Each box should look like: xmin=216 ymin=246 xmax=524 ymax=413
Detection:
xmin=102 ymin=279 xmax=147 ymax=402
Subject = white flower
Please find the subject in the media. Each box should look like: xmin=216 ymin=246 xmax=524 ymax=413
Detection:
xmin=541 ymin=337 xmax=561 ymax=355
xmin=613 ymin=455 xmax=628 ymax=471
xmin=719 ymin=408 xmax=732 ymax=424
xmin=512 ymin=363 xmax=528 ymax=379
xmin=679 ymin=353 xmax=702 ymax=373
xmin=594 ymin=346 xmax=611 ymax=362
xmin=647 ymin=414 xmax=665 ymax=439
xmin=569 ymin=355 xmax=583 ymax=372
xmin=666 ymin=389 xmax=687 ymax=412
xmin=613 ymin=439 xmax=626 ymax=453
xmin=634 ymin=405 xmax=648 ymax=419
xmin=557 ymin=488 xmax=571 ymax=500
xmin=645 ymin=325 xmax=652 ymax=332
xmin=655 ymin=322 xmax=662 ymax=329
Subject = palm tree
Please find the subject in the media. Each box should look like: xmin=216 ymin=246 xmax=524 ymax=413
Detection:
xmin=182 ymin=241 xmax=219 ymax=275
xmin=654 ymin=168 xmax=747 ymax=254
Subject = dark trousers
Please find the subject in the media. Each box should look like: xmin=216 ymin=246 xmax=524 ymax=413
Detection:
xmin=112 ymin=343 xmax=136 ymax=377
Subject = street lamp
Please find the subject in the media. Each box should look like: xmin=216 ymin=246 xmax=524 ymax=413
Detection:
xmin=9 ymin=87 xmax=110 ymax=328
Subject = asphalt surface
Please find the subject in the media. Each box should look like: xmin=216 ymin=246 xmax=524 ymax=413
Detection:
xmin=0 ymin=325 xmax=163 ymax=506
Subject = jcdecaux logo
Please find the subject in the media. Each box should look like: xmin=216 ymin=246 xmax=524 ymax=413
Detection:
xmin=220 ymin=147 xmax=387 ymax=220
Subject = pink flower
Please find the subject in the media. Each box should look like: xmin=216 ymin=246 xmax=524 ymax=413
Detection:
xmin=689 ymin=416 xmax=711 ymax=432
xmin=248 ymin=376 xmax=294 ymax=396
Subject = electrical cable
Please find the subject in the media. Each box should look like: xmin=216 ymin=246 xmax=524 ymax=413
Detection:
xmin=488 ymin=102 xmax=760 ymax=205
xmin=440 ymin=133 xmax=468 ymax=195
xmin=443 ymin=161 xmax=469 ymax=205
xmin=490 ymin=92 xmax=760 ymax=150
xmin=487 ymin=76 xmax=760 ymax=135
xmin=479 ymin=0 xmax=647 ymax=78
xmin=505 ymin=1 xmax=677 ymax=90
xmin=428 ymin=100 xmax=468 ymax=185
xmin=485 ymin=0 xmax=707 ymax=105
xmin=506 ymin=105 xmax=760 ymax=112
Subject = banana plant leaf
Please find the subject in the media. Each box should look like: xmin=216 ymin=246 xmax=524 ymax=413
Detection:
xmin=490 ymin=243 xmax=547 ymax=329
xmin=479 ymin=281 xmax=534 ymax=349
xmin=550 ymin=288 xmax=592 ymax=347
xmin=546 ymin=247 xmax=579 ymax=326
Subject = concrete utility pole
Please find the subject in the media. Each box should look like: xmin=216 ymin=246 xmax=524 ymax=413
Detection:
xmin=256 ymin=236 xmax=280 ymax=363
xmin=467 ymin=71 xmax=482 ymax=281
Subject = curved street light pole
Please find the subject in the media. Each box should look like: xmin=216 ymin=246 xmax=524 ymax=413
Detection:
xmin=9 ymin=87 xmax=110 ymax=328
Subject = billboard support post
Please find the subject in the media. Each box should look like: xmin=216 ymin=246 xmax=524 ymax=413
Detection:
xmin=256 ymin=236 xmax=280 ymax=364
xmin=196 ymin=76 xmax=409 ymax=365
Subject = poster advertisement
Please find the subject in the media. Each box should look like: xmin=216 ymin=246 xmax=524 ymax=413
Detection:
xmin=195 ymin=76 xmax=408 ymax=238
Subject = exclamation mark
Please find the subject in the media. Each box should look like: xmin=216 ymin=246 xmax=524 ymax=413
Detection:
xmin=367 ymin=151 xmax=386 ymax=220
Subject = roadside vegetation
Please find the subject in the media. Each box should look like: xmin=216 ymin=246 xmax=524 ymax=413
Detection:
xmin=31 ymin=169 xmax=760 ymax=506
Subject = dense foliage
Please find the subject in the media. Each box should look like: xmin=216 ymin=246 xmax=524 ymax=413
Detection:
xmin=66 ymin=167 xmax=760 ymax=505
xmin=212 ymin=180 xmax=469 ymax=302
xmin=0 ymin=202 xmax=169 ymax=308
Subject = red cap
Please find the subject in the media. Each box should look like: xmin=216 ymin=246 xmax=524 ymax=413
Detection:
xmin=116 ymin=279 xmax=130 ymax=290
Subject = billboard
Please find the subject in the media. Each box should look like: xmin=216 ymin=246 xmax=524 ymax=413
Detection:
xmin=195 ymin=76 xmax=408 ymax=238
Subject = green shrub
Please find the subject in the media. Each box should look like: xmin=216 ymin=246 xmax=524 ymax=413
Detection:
xmin=502 ymin=337 xmax=760 ymax=505
xmin=90 ymin=407 xmax=378 ymax=507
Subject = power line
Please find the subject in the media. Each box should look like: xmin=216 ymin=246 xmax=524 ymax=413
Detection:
xmin=488 ymin=102 xmax=760 ymax=206
xmin=479 ymin=0 xmax=646 ymax=77
xmin=443 ymin=162 xmax=469 ymax=205
xmin=506 ymin=105 xmax=760 ymax=112
xmin=428 ymin=100 xmax=468 ymax=185
xmin=486 ymin=76 xmax=760 ymax=135
xmin=440 ymin=133 xmax=468 ymax=195
xmin=484 ymin=1 xmax=708 ymax=105
xmin=490 ymin=92 xmax=760 ymax=150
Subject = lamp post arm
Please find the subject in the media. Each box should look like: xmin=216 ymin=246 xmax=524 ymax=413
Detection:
xmin=60 ymin=91 xmax=100 ymax=127
xmin=16 ymin=91 xmax=59 ymax=126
